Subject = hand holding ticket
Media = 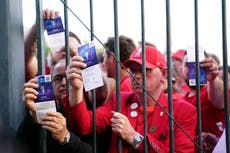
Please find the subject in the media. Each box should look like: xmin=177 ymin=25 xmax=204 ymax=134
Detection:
xmin=78 ymin=42 xmax=104 ymax=91
xmin=35 ymin=75 xmax=56 ymax=123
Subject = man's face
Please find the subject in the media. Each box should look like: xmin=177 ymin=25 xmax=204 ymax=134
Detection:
xmin=172 ymin=58 xmax=183 ymax=79
xmin=129 ymin=62 xmax=164 ymax=97
xmin=52 ymin=61 xmax=67 ymax=103
xmin=103 ymin=52 xmax=115 ymax=78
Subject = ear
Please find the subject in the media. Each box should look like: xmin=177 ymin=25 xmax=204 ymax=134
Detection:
xmin=160 ymin=69 xmax=168 ymax=83
xmin=108 ymin=52 xmax=115 ymax=63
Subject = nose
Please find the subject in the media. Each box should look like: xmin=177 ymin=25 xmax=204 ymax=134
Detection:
xmin=61 ymin=76 xmax=67 ymax=85
xmin=130 ymin=71 xmax=142 ymax=81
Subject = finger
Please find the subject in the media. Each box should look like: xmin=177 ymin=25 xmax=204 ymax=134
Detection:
xmin=68 ymin=60 xmax=87 ymax=70
xmin=46 ymin=112 xmax=64 ymax=120
xmin=55 ymin=11 xmax=60 ymax=17
xmin=71 ymin=55 xmax=85 ymax=62
xmin=24 ymin=93 xmax=37 ymax=101
xmin=24 ymin=87 xmax=39 ymax=96
xmin=44 ymin=9 xmax=50 ymax=19
xmin=112 ymin=112 xmax=127 ymax=120
xmin=42 ymin=115 xmax=61 ymax=124
xmin=66 ymin=73 xmax=83 ymax=81
xmin=50 ymin=9 xmax=55 ymax=19
xmin=24 ymin=81 xmax=39 ymax=90
xmin=42 ymin=125 xmax=58 ymax=134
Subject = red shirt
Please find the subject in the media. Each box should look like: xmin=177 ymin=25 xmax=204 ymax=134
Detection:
xmin=63 ymin=92 xmax=197 ymax=153
xmin=182 ymin=86 xmax=225 ymax=137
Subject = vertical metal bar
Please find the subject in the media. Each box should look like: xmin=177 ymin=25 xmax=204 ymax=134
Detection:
xmin=221 ymin=0 xmax=230 ymax=152
xmin=113 ymin=0 xmax=121 ymax=152
xmin=35 ymin=0 xmax=45 ymax=75
xmin=165 ymin=0 xmax=174 ymax=152
xmin=63 ymin=0 xmax=70 ymax=91
xmin=140 ymin=0 xmax=147 ymax=152
xmin=194 ymin=0 xmax=203 ymax=152
xmin=35 ymin=0 xmax=46 ymax=153
xmin=89 ymin=0 xmax=97 ymax=153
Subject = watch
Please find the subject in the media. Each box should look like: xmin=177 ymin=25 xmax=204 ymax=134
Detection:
xmin=62 ymin=131 xmax=71 ymax=145
xmin=131 ymin=132 xmax=144 ymax=148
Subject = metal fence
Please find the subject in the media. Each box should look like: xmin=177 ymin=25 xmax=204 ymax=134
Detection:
xmin=31 ymin=0 xmax=230 ymax=153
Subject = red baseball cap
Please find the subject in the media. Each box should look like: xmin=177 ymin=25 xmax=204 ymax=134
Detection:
xmin=123 ymin=46 xmax=166 ymax=69
xmin=172 ymin=49 xmax=186 ymax=61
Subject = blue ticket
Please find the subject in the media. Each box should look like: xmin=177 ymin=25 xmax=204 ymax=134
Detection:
xmin=45 ymin=17 xmax=65 ymax=35
xmin=78 ymin=42 xmax=98 ymax=68
xmin=35 ymin=75 xmax=55 ymax=102
xmin=187 ymin=62 xmax=206 ymax=86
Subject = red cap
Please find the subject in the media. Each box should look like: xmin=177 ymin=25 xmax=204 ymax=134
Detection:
xmin=172 ymin=49 xmax=186 ymax=60
xmin=123 ymin=46 xmax=166 ymax=69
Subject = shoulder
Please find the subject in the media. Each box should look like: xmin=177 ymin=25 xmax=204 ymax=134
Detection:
xmin=173 ymin=98 xmax=196 ymax=113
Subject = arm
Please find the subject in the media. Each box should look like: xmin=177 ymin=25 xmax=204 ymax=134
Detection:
xmin=66 ymin=55 xmax=87 ymax=107
xmin=201 ymin=58 xmax=224 ymax=109
xmin=24 ymin=24 xmax=38 ymax=82
xmin=24 ymin=9 xmax=61 ymax=81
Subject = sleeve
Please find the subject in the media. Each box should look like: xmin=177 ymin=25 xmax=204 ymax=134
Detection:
xmin=58 ymin=131 xmax=92 ymax=153
xmin=63 ymin=95 xmax=115 ymax=135
xmin=136 ymin=136 xmax=170 ymax=153
xmin=16 ymin=112 xmax=41 ymax=153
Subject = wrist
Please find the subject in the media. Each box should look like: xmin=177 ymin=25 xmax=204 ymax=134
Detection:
xmin=131 ymin=132 xmax=144 ymax=149
xmin=29 ymin=110 xmax=38 ymax=123
xmin=59 ymin=131 xmax=71 ymax=145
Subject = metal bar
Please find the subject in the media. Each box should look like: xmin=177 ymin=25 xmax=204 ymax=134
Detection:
xmin=140 ymin=0 xmax=147 ymax=152
xmin=221 ymin=0 xmax=230 ymax=152
xmin=194 ymin=0 xmax=203 ymax=152
xmin=63 ymin=0 xmax=70 ymax=91
xmin=89 ymin=0 xmax=97 ymax=152
xmin=35 ymin=0 xmax=45 ymax=75
xmin=165 ymin=0 xmax=174 ymax=152
xmin=113 ymin=0 xmax=121 ymax=152
xmin=35 ymin=0 xmax=46 ymax=153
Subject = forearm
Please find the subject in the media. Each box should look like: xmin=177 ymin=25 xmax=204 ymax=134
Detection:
xmin=69 ymin=86 xmax=84 ymax=107
xmin=24 ymin=24 xmax=38 ymax=81
xmin=208 ymin=77 xmax=224 ymax=109
xmin=25 ymin=24 xmax=37 ymax=62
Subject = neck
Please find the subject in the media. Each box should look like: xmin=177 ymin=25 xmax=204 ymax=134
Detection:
xmin=136 ymin=90 xmax=162 ymax=107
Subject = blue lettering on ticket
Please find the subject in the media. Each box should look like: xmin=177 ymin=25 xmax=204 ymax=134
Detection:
xmin=78 ymin=42 xmax=98 ymax=68
xmin=35 ymin=75 xmax=55 ymax=102
xmin=45 ymin=17 xmax=65 ymax=35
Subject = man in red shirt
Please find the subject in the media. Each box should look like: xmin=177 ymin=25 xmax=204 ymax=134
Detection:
xmin=181 ymin=50 xmax=225 ymax=153
xmin=103 ymin=36 xmax=136 ymax=92
xmin=63 ymin=46 xmax=197 ymax=153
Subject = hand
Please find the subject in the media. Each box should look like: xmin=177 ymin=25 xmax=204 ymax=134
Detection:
xmin=66 ymin=56 xmax=87 ymax=90
xmin=202 ymin=132 xmax=219 ymax=152
xmin=41 ymin=112 xmax=68 ymax=144
xmin=43 ymin=9 xmax=60 ymax=21
xmin=201 ymin=58 xmax=219 ymax=82
xmin=111 ymin=111 xmax=136 ymax=144
xmin=23 ymin=78 xmax=39 ymax=112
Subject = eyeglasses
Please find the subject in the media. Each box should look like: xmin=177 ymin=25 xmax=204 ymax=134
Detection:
xmin=52 ymin=73 xmax=66 ymax=83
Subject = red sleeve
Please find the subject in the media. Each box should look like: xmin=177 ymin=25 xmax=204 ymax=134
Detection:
xmin=62 ymin=95 xmax=115 ymax=135
xmin=173 ymin=101 xmax=197 ymax=153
